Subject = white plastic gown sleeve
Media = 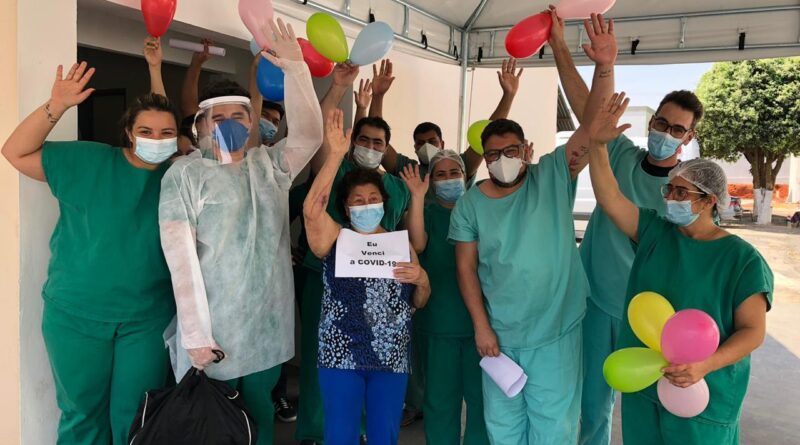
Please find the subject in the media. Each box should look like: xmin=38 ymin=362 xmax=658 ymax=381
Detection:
xmin=267 ymin=59 xmax=323 ymax=179
xmin=159 ymin=168 xmax=215 ymax=350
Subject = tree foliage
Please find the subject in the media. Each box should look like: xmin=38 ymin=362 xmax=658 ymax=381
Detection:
xmin=695 ymin=58 xmax=800 ymax=189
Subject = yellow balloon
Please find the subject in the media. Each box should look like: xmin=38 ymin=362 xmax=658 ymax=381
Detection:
xmin=467 ymin=120 xmax=491 ymax=155
xmin=628 ymin=291 xmax=675 ymax=352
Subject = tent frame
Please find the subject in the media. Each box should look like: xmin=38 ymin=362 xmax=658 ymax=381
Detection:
xmin=293 ymin=0 xmax=800 ymax=148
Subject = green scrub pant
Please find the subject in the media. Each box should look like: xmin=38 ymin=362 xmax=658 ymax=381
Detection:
xmin=404 ymin=322 xmax=426 ymax=412
xmin=226 ymin=365 xmax=282 ymax=445
xmin=579 ymin=300 xmax=621 ymax=445
xmin=423 ymin=334 xmax=489 ymax=445
xmin=621 ymin=393 xmax=739 ymax=444
xmin=41 ymin=302 xmax=172 ymax=445
xmin=297 ymin=269 xmax=325 ymax=443
xmin=482 ymin=325 xmax=582 ymax=445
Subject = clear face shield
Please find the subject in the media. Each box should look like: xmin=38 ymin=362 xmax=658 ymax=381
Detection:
xmin=193 ymin=95 xmax=254 ymax=164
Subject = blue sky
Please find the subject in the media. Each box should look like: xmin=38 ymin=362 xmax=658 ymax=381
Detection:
xmin=575 ymin=63 xmax=714 ymax=110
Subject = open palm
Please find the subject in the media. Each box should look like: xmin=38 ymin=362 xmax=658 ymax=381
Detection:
xmin=400 ymin=164 xmax=430 ymax=199
xmin=588 ymin=92 xmax=631 ymax=144
xmin=51 ymin=62 xmax=95 ymax=111
xmin=325 ymin=109 xmax=352 ymax=157
xmin=583 ymin=13 xmax=617 ymax=66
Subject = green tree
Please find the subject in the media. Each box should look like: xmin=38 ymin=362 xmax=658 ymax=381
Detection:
xmin=695 ymin=58 xmax=800 ymax=223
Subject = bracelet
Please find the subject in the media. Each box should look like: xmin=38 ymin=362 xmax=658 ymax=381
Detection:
xmin=44 ymin=102 xmax=59 ymax=124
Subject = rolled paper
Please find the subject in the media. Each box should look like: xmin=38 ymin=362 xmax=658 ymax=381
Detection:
xmin=479 ymin=353 xmax=528 ymax=398
xmin=168 ymin=39 xmax=226 ymax=57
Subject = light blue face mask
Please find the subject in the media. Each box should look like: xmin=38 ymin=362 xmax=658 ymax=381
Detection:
xmin=665 ymin=199 xmax=700 ymax=226
xmin=349 ymin=203 xmax=384 ymax=233
xmin=134 ymin=136 xmax=178 ymax=164
xmin=434 ymin=178 xmax=465 ymax=203
xmin=647 ymin=129 xmax=683 ymax=161
xmin=259 ymin=118 xmax=278 ymax=144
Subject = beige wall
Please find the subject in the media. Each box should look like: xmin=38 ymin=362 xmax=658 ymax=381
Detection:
xmin=0 ymin=0 xmax=21 ymax=441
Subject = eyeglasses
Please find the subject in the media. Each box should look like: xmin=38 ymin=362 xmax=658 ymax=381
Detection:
xmin=661 ymin=184 xmax=707 ymax=201
xmin=651 ymin=117 xmax=691 ymax=139
xmin=484 ymin=144 xmax=523 ymax=162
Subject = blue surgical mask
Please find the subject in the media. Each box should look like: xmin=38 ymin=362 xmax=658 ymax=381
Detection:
xmin=133 ymin=136 xmax=178 ymax=164
xmin=648 ymin=129 xmax=683 ymax=161
xmin=353 ymin=145 xmax=384 ymax=169
xmin=665 ymin=199 xmax=699 ymax=227
xmin=212 ymin=119 xmax=250 ymax=153
xmin=259 ymin=118 xmax=278 ymax=144
xmin=349 ymin=203 xmax=384 ymax=233
xmin=434 ymin=178 xmax=465 ymax=203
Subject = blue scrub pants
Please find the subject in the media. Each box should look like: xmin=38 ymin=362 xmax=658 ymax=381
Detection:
xmin=580 ymin=300 xmax=621 ymax=445
xmin=482 ymin=325 xmax=582 ymax=445
xmin=318 ymin=368 xmax=407 ymax=445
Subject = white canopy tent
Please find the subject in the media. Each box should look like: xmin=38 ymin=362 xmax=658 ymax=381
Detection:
xmin=278 ymin=0 xmax=800 ymax=146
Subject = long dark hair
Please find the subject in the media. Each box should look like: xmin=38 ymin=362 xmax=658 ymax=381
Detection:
xmin=118 ymin=93 xmax=180 ymax=148
xmin=335 ymin=168 xmax=389 ymax=224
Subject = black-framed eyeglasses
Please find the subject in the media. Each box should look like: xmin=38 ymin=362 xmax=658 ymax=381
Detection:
xmin=661 ymin=184 xmax=707 ymax=201
xmin=651 ymin=116 xmax=691 ymax=139
xmin=484 ymin=144 xmax=523 ymax=162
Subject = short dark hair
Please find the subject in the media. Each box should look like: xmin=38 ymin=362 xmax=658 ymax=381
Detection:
xmin=481 ymin=119 xmax=525 ymax=147
xmin=178 ymin=115 xmax=197 ymax=146
xmin=119 ymin=93 xmax=180 ymax=148
xmin=413 ymin=122 xmax=442 ymax=140
xmin=656 ymin=90 xmax=704 ymax=127
xmin=199 ymin=78 xmax=250 ymax=103
xmin=335 ymin=168 xmax=389 ymax=224
xmin=352 ymin=117 xmax=391 ymax=145
xmin=262 ymin=100 xmax=285 ymax=120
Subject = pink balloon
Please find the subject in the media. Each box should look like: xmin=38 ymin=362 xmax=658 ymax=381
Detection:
xmin=239 ymin=0 xmax=274 ymax=50
xmin=555 ymin=0 xmax=616 ymax=20
xmin=661 ymin=309 xmax=720 ymax=364
xmin=657 ymin=377 xmax=709 ymax=418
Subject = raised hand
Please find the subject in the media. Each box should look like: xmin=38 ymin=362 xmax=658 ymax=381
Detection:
xmin=371 ymin=59 xmax=395 ymax=96
xmin=582 ymin=13 xmax=617 ymax=66
xmin=325 ymin=108 xmax=352 ymax=157
xmin=354 ymin=78 xmax=373 ymax=110
xmin=260 ymin=18 xmax=303 ymax=68
xmin=332 ymin=62 xmax=360 ymax=87
xmin=50 ymin=62 xmax=96 ymax=114
xmin=497 ymin=58 xmax=523 ymax=96
xmin=399 ymin=164 xmax=430 ymax=199
xmin=143 ymin=36 xmax=162 ymax=67
xmin=545 ymin=4 xmax=566 ymax=45
xmin=587 ymin=92 xmax=631 ymax=144
xmin=191 ymin=39 xmax=213 ymax=66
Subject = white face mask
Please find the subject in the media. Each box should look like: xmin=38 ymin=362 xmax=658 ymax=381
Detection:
xmin=488 ymin=156 xmax=524 ymax=185
xmin=353 ymin=145 xmax=384 ymax=169
xmin=416 ymin=143 xmax=439 ymax=165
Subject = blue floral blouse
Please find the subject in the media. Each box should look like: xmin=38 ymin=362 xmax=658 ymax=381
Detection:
xmin=318 ymin=244 xmax=415 ymax=373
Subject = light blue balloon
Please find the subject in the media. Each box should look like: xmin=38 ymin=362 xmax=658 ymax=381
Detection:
xmin=349 ymin=21 xmax=395 ymax=66
xmin=249 ymin=38 xmax=262 ymax=56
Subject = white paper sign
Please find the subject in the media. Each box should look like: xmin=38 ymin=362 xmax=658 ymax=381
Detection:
xmin=335 ymin=229 xmax=411 ymax=279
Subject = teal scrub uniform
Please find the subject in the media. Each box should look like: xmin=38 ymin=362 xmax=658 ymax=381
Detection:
xmin=40 ymin=141 xmax=175 ymax=445
xmin=225 ymin=365 xmax=282 ymax=445
xmin=448 ymin=146 xmax=589 ymax=445
xmin=578 ymin=136 xmax=673 ymax=445
xmin=618 ymin=209 xmax=773 ymax=445
xmin=296 ymin=158 xmax=410 ymax=443
xmin=417 ymin=203 xmax=489 ymax=445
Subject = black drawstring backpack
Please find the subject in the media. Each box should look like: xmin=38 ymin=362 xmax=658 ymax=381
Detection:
xmin=128 ymin=355 xmax=257 ymax=445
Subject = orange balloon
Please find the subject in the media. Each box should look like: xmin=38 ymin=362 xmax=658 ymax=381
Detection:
xmin=505 ymin=13 xmax=552 ymax=59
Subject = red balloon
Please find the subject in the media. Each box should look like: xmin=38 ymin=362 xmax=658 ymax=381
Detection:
xmin=141 ymin=0 xmax=177 ymax=37
xmin=505 ymin=12 xmax=552 ymax=59
xmin=298 ymin=38 xmax=335 ymax=78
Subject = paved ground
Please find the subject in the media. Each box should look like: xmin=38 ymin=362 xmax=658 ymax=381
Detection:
xmin=274 ymin=220 xmax=800 ymax=444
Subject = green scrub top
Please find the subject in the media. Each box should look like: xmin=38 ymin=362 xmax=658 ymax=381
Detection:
xmin=618 ymin=209 xmax=773 ymax=425
xmin=448 ymin=146 xmax=588 ymax=349
xmin=416 ymin=203 xmax=474 ymax=337
xmin=302 ymin=157 xmax=410 ymax=272
xmin=41 ymin=141 xmax=175 ymax=322
xmin=580 ymin=135 xmax=672 ymax=320
xmin=394 ymin=151 xmax=476 ymax=203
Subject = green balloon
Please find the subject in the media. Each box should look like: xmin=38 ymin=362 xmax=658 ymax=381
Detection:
xmin=603 ymin=347 xmax=667 ymax=393
xmin=307 ymin=13 xmax=349 ymax=63
xmin=467 ymin=119 xmax=491 ymax=155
